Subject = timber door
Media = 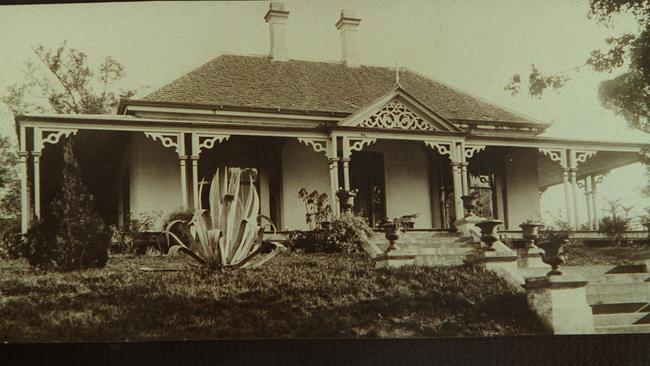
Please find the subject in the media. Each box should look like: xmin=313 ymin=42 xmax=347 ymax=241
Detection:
xmin=350 ymin=151 xmax=386 ymax=228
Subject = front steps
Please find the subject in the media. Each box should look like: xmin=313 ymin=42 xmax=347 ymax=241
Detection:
xmin=369 ymin=230 xmax=474 ymax=266
xmin=564 ymin=264 xmax=650 ymax=334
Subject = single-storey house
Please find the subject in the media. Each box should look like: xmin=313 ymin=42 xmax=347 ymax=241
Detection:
xmin=14 ymin=3 xmax=650 ymax=234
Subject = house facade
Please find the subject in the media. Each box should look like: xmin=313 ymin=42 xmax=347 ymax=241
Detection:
xmin=14 ymin=3 xmax=650 ymax=234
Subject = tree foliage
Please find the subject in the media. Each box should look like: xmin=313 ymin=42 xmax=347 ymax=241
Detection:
xmin=1 ymin=41 xmax=136 ymax=115
xmin=505 ymin=0 xmax=650 ymax=132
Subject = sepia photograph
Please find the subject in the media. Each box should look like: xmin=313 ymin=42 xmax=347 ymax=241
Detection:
xmin=1 ymin=0 xmax=650 ymax=355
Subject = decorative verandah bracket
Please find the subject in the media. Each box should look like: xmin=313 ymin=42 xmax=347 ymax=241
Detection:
xmin=539 ymin=148 xmax=573 ymax=227
xmin=144 ymin=132 xmax=183 ymax=155
xmin=424 ymin=141 xmax=453 ymax=160
xmin=193 ymin=133 xmax=231 ymax=157
xmin=35 ymin=127 xmax=79 ymax=152
xmin=464 ymin=145 xmax=486 ymax=160
xmin=189 ymin=133 xmax=231 ymax=209
xmin=297 ymin=137 xmax=330 ymax=158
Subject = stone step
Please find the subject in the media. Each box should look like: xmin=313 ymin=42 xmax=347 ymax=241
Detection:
xmin=593 ymin=312 xmax=650 ymax=327
xmin=564 ymin=264 xmax=648 ymax=279
xmin=588 ymin=273 xmax=650 ymax=284
xmin=588 ymin=292 xmax=650 ymax=305
xmin=412 ymin=254 xmax=468 ymax=266
xmin=591 ymin=302 xmax=648 ymax=315
xmin=596 ymin=323 xmax=650 ymax=334
xmin=398 ymin=248 xmax=473 ymax=256
xmin=587 ymin=282 xmax=650 ymax=296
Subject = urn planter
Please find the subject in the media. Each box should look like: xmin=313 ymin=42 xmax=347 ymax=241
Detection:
xmin=336 ymin=189 xmax=357 ymax=214
xmin=383 ymin=222 xmax=401 ymax=252
xmin=461 ymin=193 xmax=481 ymax=217
xmin=475 ymin=219 xmax=503 ymax=251
xmin=542 ymin=239 xmax=568 ymax=276
xmin=520 ymin=222 xmax=542 ymax=249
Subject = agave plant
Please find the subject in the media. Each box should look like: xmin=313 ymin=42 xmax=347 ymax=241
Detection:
xmin=165 ymin=167 xmax=283 ymax=269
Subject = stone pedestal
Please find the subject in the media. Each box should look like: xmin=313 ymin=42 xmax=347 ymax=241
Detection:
xmin=518 ymin=246 xmax=548 ymax=269
xmin=465 ymin=241 xmax=523 ymax=287
xmin=455 ymin=215 xmax=483 ymax=243
xmin=524 ymin=274 xmax=594 ymax=335
xmin=374 ymin=253 xmax=415 ymax=268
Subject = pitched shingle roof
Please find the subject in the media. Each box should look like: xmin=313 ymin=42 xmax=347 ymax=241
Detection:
xmin=141 ymin=54 xmax=542 ymax=125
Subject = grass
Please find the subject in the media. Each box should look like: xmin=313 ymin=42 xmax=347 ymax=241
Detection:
xmin=0 ymin=252 xmax=547 ymax=341
xmin=564 ymin=240 xmax=650 ymax=266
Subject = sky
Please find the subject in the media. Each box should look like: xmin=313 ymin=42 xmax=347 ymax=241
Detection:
xmin=0 ymin=0 xmax=648 ymax=224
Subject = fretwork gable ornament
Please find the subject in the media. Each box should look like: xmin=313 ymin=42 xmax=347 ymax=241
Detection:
xmin=359 ymin=100 xmax=436 ymax=131
xmin=145 ymin=132 xmax=181 ymax=155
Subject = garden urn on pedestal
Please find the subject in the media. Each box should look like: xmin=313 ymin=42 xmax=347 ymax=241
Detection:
xmin=336 ymin=189 xmax=357 ymax=215
xmin=374 ymin=221 xmax=414 ymax=269
xmin=455 ymin=192 xmax=483 ymax=242
xmin=542 ymin=239 xmax=568 ymax=276
xmin=519 ymin=222 xmax=546 ymax=268
xmin=465 ymin=219 xmax=522 ymax=287
xmin=524 ymin=238 xmax=594 ymax=335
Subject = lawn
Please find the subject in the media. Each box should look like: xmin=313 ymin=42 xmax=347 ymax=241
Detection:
xmin=0 ymin=252 xmax=547 ymax=341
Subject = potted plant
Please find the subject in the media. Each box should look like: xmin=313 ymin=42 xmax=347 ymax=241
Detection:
xmin=399 ymin=213 xmax=418 ymax=229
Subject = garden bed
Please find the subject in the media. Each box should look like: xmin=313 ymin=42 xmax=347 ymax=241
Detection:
xmin=564 ymin=241 xmax=650 ymax=266
xmin=0 ymin=253 xmax=546 ymax=341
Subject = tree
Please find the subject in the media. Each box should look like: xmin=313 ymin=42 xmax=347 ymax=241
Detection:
xmin=1 ymin=41 xmax=137 ymax=115
xmin=505 ymin=0 xmax=650 ymax=133
xmin=0 ymin=41 xmax=136 ymax=220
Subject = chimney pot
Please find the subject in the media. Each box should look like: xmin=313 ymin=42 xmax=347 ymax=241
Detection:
xmin=336 ymin=9 xmax=361 ymax=67
xmin=264 ymin=2 xmax=290 ymax=61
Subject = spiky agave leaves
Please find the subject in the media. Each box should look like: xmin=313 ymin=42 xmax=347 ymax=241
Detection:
xmin=166 ymin=167 xmax=282 ymax=269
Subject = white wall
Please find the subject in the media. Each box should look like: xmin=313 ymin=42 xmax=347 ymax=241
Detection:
xmin=127 ymin=133 xmax=182 ymax=226
xmin=504 ymin=147 xmax=541 ymax=229
xmin=366 ymin=140 xmax=433 ymax=228
xmin=281 ymin=138 xmax=330 ymax=230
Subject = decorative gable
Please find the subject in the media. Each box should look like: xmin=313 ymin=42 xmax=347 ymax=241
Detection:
xmin=359 ymin=100 xmax=435 ymax=131
xmin=338 ymin=86 xmax=461 ymax=133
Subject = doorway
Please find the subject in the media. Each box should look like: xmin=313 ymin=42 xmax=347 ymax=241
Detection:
xmin=350 ymin=151 xmax=386 ymax=227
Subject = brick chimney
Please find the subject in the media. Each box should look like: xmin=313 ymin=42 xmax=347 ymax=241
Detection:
xmin=264 ymin=2 xmax=289 ymax=61
xmin=336 ymin=9 xmax=361 ymax=67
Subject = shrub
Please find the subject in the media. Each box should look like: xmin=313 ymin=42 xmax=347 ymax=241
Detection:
xmin=288 ymin=213 xmax=373 ymax=253
xmin=0 ymin=219 xmax=21 ymax=260
xmin=110 ymin=211 xmax=162 ymax=254
xmin=599 ymin=198 xmax=634 ymax=246
xmin=19 ymin=141 xmax=111 ymax=271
